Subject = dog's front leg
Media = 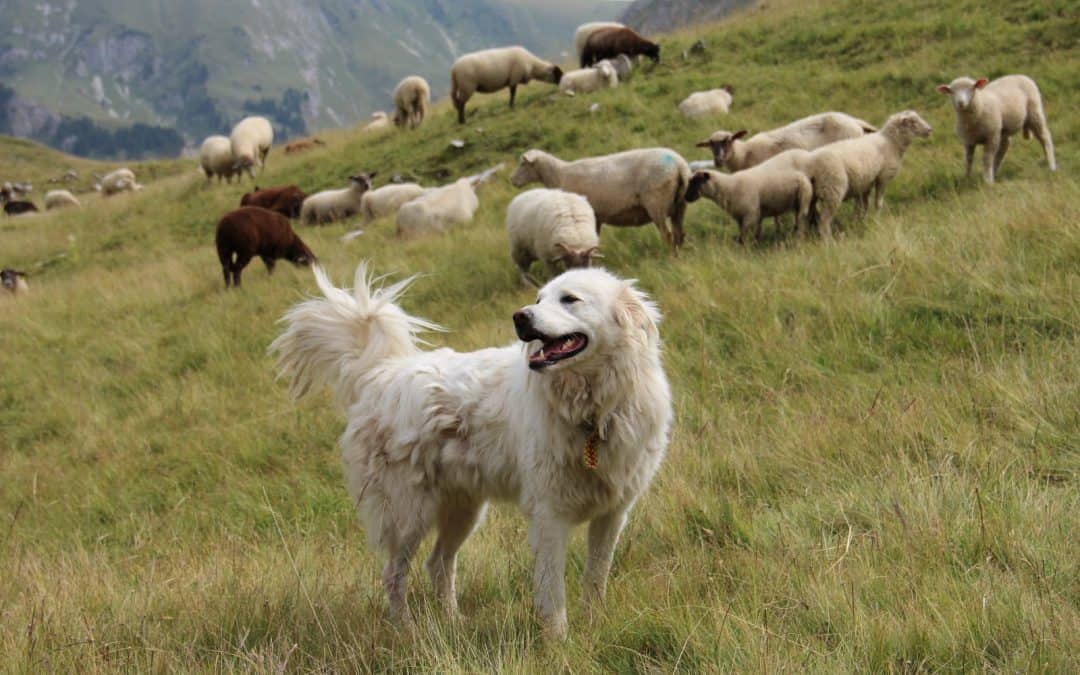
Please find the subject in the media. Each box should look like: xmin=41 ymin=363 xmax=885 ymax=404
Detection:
xmin=582 ymin=508 xmax=628 ymax=614
xmin=529 ymin=514 xmax=570 ymax=639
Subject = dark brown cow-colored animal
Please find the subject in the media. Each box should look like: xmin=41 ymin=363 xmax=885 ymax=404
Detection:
xmin=581 ymin=27 xmax=660 ymax=67
xmin=215 ymin=207 xmax=314 ymax=288
xmin=4 ymin=201 xmax=38 ymax=216
xmin=240 ymin=185 xmax=308 ymax=219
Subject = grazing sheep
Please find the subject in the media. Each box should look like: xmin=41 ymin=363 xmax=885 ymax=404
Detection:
xmin=697 ymin=112 xmax=877 ymax=172
xmin=215 ymin=207 xmax=314 ymax=288
xmin=363 ymin=112 xmax=392 ymax=133
xmin=581 ymin=27 xmax=660 ymax=68
xmin=559 ymin=62 xmax=618 ymax=96
xmin=44 ymin=189 xmax=80 ymax=210
xmin=450 ymin=46 xmax=563 ymax=124
xmin=507 ymin=188 xmax=600 ymax=287
xmin=574 ymin=21 xmax=625 ymax=64
xmin=396 ymin=178 xmax=480 ymax=237
xmin=392 ymin=76 xmax=431 ymax=129
xmin=685 ymin=167 xmax=813 ymax=244
xmin=230 ymin=116 xmax=274 ymax=179
xmin=1 ymin=268 xmax=29 ymax=295
xmin=678 ymin=86 xmax=733 ymax=119
xmin=936 ymin=75 xmax=1056 ymax=184
xmin=597 ymin=54 xmax=634 ymax=82
xmin=510 ymin=148 xmax=691 ymax=250
xmin=4 ymin=200 xmax=38 ymax=215
xmin=241 ymin=185 xmax=308 ymax=219
xmin=199 ymin=135 xmax=238 ymax=184
xmin=300 ymin=173 xmax=376 ymax=225
xmin=101 ymin=168 xmax=142 ymax=196
xmin=360 ymin=183 xmax=429 ymax=223
xmin=284 ymin=138 xmax=326 ymax=154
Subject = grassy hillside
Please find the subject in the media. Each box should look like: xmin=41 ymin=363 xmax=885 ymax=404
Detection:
xmin=1 ymin=0 xmax=1077 ymax=671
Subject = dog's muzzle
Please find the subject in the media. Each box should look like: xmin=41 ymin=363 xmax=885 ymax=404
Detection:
xmin=513 ymin=309 xmax=544 ymax=342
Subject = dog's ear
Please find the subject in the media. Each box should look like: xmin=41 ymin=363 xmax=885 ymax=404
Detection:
xmin=613 ymin=282 xmax=660 ymax=343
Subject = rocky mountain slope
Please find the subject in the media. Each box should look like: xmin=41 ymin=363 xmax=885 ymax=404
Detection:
xmin=621 ymin=0 xmax=753 ymax=34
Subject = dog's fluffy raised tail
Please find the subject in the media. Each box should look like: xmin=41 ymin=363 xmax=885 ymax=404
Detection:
xmin=270 ymin=263 xmax=441 ymax=408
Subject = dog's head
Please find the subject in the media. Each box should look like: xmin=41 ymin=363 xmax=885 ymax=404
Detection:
xmin=513 ymin=268 xmax=660 ymax=372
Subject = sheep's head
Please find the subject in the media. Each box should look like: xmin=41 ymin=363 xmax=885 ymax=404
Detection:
xmin=549 ymin=65 xmax=564 ymax=85
xmin=936 ymin=77 xmax=988 ymax=112
xmin=1 ymin=268 xmax=27 ymax=293
xmin=511 ymin=150 xmax=545 ymax=187
xmin=645 ymin=43 xmax=661 ymax=63
xmin=288 ymin=240 xmax=315 ymax=267
xmin=553 ymin=243 xmax=602 ymax=269
xmin=886 ymin=110 xmax=933 ymax=141
xmin=685 ymin=171 xmax=712 ymax=203
xmin=349 ymin=172 xmax=376 ymax=192
xmin=695 ymin=130 xmax=746 ymax=168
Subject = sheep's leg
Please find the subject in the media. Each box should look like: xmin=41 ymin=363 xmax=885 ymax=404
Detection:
xmin=874 ymin=179 xmax=888 ymax=211
xmin=508 ymin=85 xmax=518 ymax=109
xmin=646 ymin=204 xmax=674 ymax=252
xmin=221 ymin=264 xmax=231 ymax=288
xmin=992 ymin=135 xmax=1010 ymax=178
xmin=454 ymin=98 xmax=466 ymax=125
xmin=1030 ymin=119 xmax=1056 ymax=171
xmin=982 ymin=136 xmax=999 ymax=184
xmin=670 ymin=193 xmax=688 ymax=249
xmin=964 ymin=145 xmax=975 ymax=179
xmin=262 ymin=256 xmax=276 ymax=275
xmin=232 ymin=253 xmax=252 ymax=288
xmin=426 ymin=500 xmax=485 ymax=616
xmin=854 ymin=193 xmax=870 ymax=219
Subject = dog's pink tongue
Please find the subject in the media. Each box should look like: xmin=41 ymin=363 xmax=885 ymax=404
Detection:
xmin=547 ymin=335 xmax=585 ymax=357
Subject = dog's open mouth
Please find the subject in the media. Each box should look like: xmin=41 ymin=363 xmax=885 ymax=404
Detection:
xmin=529 ymin=333 xmax=588 ymax=370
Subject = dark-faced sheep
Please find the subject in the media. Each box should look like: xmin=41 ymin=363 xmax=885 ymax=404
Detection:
xmin=4 ymin=201 xmax=38 ymax=216
xmin=581 ymin=27 xmax=660 ymax=68
xmin=215 ymin=207 xmax=314 ymax=288
xmin=240 ymin=185 xmax=309 ymax=219
xmin=1 ymin=268 xmax=28 ymax=295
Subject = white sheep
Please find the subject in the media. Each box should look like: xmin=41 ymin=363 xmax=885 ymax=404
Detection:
xmin=392 ymin=76 xmax=431 ymax=129
xmin=199 ymin=135 xmax=238 ymax=184
xmin=678 ymin=86 xmax=733 ymax=119
xmin=697 ymin=111 xmax=877 ymax=172
xmin=506 ymin=188 xmax=600 ymax=286
xmin=361 ymin=183 xmax=429 ymax=223
xmin=559 ymin=61 xmax=618 ymax=96
xmin=300 ymin=173 xmax=376 ymax=225
xmin=685 ymin=166 xmax=813 ymax=244
xmin=450 ymin=46 xmax=563 ymax=124
xmin=597 ymin=54 xmax=634 ymax=82
xmin=396 ymin=178 xmax=480 ymax=237
xmin=510 ymin=147 xmax=691 ymax=250
xmin=100 ymin=168 xmax=143 ymax=196
xmin=936 ymin=75 xmax=1056 ymax=184
xmin=363 ymin=111 xmax=392 ymax=133
xmin=229 ymin=116 xmax=274 ymax=179
xmin=44 ymin=189 xmax=81 ymax=210
xmin=574 ymin=22 xmax=625 ymax=66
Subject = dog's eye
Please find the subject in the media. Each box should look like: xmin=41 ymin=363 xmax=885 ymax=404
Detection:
xmin=560 ymin=294 xmax=581 ymax=305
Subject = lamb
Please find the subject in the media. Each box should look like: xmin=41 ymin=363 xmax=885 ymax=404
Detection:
xmin=558 ymin=61 xmax=618 ymax=96
xmin=685 ymin=167 xmax=813 ymax=244
xmin=363 ymin=112 xmax=392 ymax=133
xmin=1 ymin=268 xmax=29 ymax=295
xmin=510 ymin=148 xmax=691 ymax=250
xmin=936 ymin=75 xmax=1055 ymax=184
xmin=507 ymin=188 xmax=600 ymax=287
xmin=574 ymin=21 xmax=625 ymax=65
xmin=229 ymin=116 xmax=274 ymax=179
xmin=396 ymin=178 xmax=480 ymax=237
xmin=597 ymin=54 xmax=634 ymax=82
xmin=100 ymin=168 xmax=142 ymax=196
xmin=581 ymin=27 xmax=660 ymax=68
xmin=678 ymin=86 xmax=733 ymax=119
xmin=215 ymin=207 xmax=314 ymax=288
xmin=299 ymin=173 xmax=375 ymax=225
xmin=392 ymin=76 xmax=431 ymax=129
xmin=241 ymin=185 xmax=308 ymax=219
xmin=4 ymin=200 xmax=38 ymax=215
xmin=44 ymin=189 xmax=80 ymax=210
xmin=199 ymin=135 xmax=238 ymax=184
xmin=696 ymin=112 xmax=878 ymax=172
xmin=450 ymin=46 xmax=563 ymax=124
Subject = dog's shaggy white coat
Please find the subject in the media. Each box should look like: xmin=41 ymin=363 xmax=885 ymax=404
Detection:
xmin=271 ymin=264 xmax=672 ymax=638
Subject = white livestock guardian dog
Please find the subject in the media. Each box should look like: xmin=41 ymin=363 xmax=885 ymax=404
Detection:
xmin=271 ymin=263 xmax=672 ymax=638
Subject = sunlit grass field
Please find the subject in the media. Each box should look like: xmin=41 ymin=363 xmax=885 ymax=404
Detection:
xmin=1 ymin=0 xmax=1077 ymax=671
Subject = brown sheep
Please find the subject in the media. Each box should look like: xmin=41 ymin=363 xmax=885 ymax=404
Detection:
xmin=240 ymin=185 xmax=309 ymax=219
xmin=284 ymin=138 xmax=326 ymax=154
xmin=581 ymin=27 xmax=660 ymax=68
xmin=215 ymin=207 xmax=314 ymax=288
xmin=4 ymin=201 xmax=38 ymax=216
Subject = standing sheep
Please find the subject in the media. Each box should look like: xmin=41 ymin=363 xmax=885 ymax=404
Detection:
xmin=100 ymin=168 xmax=143 ymax=196
xmin=574 ymin=22 xmax=625 ymax=65
xmin=936 ymin=75 xmax=1055 ymax=184
xmin=44 ymin=189 xmax=80 ymax=210
xmin=215 ymin=207 xmax=314 ymax=288
xmin=507 ymin=188 xmax=600 ymax=287
xmin=230 ymin=116 xmax=274 ymax=179
xmin=450 ymin=46 xmax=563 ymax=124
xmin=559 ymin=62 xmax=619 ymax=96
xmin=300 ymin=173 xmax=376 ymax=225
xmin=685 ymin=167 xmax=813 ymax=244
xmin=581 ymin=27 xmax=660 ymax=68
xmin=678 ymin=86 xmax=734 ymax=119
xmin=510 ymin=148 xmax=691 ymax=251
xmin=393 ymin=76 xmax=431 ymax=129
xmin=241 ymin=185 xmax=308 ymax=219
xmin=200 ymin=135 xmax=238 ymax=184
xmin=396 ymin=178 xmax=481 ymax=237
xmin=697 ymin=112 xmax=877 ymax=172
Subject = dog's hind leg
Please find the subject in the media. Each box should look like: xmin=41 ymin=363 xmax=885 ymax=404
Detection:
xmin=381 ymin=496 xmax=435 ymax=623
xmin=426 ymin=498 xmax=486 ymax=616
xmin=582 ymin=508 xmax=628 ymax=613
xmin=529 ymin=515 xmax=571 ymax=639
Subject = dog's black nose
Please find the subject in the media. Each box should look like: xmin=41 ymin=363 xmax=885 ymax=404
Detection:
xmin=513 ymin=309 xmax=542 ymax=342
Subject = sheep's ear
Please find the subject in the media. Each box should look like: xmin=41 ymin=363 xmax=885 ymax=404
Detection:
xmin=935 ymin=84 xmax=951 ymax=94
xmin=368 ymin=171 xmax=377 ymax=180
xmin=521 ymin=150 xmax=539 ymax=164
xmin=974 ymin=78 xmax=988 ymax=89
xmin=722 ymin=84 xmax=734 ymax=94
xmin=586 ymin=247 xmax=603 ymax=259
xmin=695 ymin=139 xmax=713 ymax=148
xmin=732 ymin=130 xmax=748 ymax=140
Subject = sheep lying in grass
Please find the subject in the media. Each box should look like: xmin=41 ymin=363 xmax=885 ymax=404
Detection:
xmin=396 ymin=178 xmax=481 ymax=237
xmin=393 ymin=76 xmax=431 ymax=129
xmin=507 ymin=188 xmax=600 ymax=286
xmin=100 ymin=168 xmax=142 ymax=196
xmin=597 ymin=54 xmax=634 ymax=82
xmin=361 ymin=183 xmax=429 ymax=223
xmin=4 ymin=200 xmax=38 ymax=215
xmin=450 ymin=46 xmax=563 ymax=124
xmin=44 ymin=189 xmax=80 ymax=210
xmin=686 ymin=167 xmax=812 ymax=244
xmin=230 ymin=116 xmax=274 ymax=179
xmin=510 ymin=148 xmax=690 ymax=251
xmin=697 ymin=112 xmax=877 ymax=172
xmin=215 ymin=207 xmax=314 ymax=288
xmin=678 ymin=86 xmax=733 ymax=119
xmin=284 ymin=138 xmax=326 ymax=154
xmin=559 ymin=62 xmax=618 ymax=96
xmin=575 ymin=21 xmax=625 ymax=65
xmin=241 ymin=185 xmax=308 ymax=219
xmin=300 ymin=174 xmax=375 ymax=225
xmin=936 ymin=75 xmax=1056 ymax=184
xmin=363 ymin=112 xmax=392 ymax=133
xmin=200 ymin=135 xmax=238 ymax=184
xmin=1 ymin=268 xmax=29 ymax=296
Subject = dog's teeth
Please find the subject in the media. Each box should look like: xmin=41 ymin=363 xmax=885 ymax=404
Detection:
xmin=538 ymin=348 xmax=545 ymax=360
